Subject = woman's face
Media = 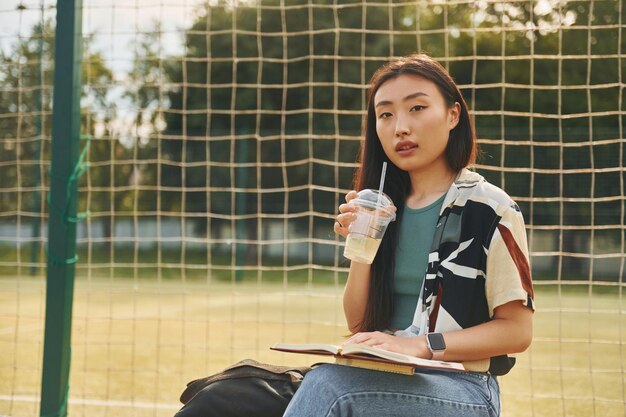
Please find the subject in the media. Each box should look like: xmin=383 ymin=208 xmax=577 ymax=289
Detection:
xmin=373 ymin=74 xmax=460 ymax=175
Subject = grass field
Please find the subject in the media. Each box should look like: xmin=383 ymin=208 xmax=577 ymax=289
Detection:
xmin=0 ymin=276 xmax=624 ymax=417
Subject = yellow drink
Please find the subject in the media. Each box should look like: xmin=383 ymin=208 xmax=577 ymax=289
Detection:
xmin=344 ymin=235 xmax=382 ymax=264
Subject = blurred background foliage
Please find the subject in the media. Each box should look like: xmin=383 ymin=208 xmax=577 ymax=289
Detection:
xmin=0 ymin=0 xmax=623 ymax=280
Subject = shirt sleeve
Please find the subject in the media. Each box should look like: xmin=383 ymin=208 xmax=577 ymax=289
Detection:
xmin=485 ymin=203 xmax=535 ymax=317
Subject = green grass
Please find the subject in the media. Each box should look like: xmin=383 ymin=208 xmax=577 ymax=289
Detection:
xmin=0 ymin=276 xmax=624 ymax=417
xmin=0 ymin=245 xmax=347 ymax=284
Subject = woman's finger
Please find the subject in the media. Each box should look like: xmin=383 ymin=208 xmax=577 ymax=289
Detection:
xmin=343 ymin=333 xmax=362 ymax=345
xmin=337 ymin=212 xmax=355 ymax=225
xmin=333 ymin=218 xmax=351 ymax=237
xmin=338 ymin=202 xmax=358 ymax=214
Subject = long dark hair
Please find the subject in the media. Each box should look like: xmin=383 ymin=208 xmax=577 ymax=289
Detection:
xmin=352 ymin=54 xmax=477 ymax=332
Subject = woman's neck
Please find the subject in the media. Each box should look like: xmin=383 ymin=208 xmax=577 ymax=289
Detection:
xmin=406 ymin=164 xmax=457 ymax=209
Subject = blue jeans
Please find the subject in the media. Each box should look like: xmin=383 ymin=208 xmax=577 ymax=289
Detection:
xmin=283 ymin=364 xmax=500 ymax=417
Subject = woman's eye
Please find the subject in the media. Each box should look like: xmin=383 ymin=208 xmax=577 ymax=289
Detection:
xmin=378 ymin=112 xmax=392 ymax=119
xmin=410 ymin=105 xmax=425 ymax=112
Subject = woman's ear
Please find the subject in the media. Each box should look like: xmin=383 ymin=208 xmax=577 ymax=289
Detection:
xmin=448 ymin=102 xmax=461 ymax=130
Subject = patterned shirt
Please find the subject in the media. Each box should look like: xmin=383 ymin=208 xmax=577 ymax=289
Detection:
xmin=394 ymin=168 xmax=535 ymax=376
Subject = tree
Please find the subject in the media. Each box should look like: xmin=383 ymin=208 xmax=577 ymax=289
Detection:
xmin=0 ymin=19 xmax=137 ymax=254
xmin=0 ymin=20 xmax=54 ymax=218
xmin=160 ymin=0 xmax=440 ymax=226
xmin=102 ymin=1 xmax=621 ymax=274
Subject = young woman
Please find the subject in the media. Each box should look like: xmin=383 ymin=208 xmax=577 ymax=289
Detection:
xmin=283 ymin=54 xmax=534 ymax=417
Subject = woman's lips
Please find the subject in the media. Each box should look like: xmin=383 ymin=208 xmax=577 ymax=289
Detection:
xmin=395 ymin=140 xmax=418 ymax=155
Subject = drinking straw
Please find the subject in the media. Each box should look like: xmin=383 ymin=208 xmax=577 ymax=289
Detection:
xmin=376 ymin=161 xmax=388 ymax=209
xmin=373 ymin=162 xmax=388 ymax=226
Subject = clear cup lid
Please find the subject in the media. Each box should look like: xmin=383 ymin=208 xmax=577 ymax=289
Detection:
xmin=352 ymin=189 xmax=396 ymax=221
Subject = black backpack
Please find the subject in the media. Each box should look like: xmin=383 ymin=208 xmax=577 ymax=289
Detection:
xmin=174 ymin=359 xmax=313 ymax=417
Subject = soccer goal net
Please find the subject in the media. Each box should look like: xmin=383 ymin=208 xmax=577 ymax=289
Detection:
xmin=0 ymin=1 xmax=623 ymax=416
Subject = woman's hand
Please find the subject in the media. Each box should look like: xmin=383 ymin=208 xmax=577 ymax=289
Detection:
xmin=334 ymin=191 xmax=397 ymax=238
xmin=333 ymin=190 xmax=359 ymax=238
xmin=343 ymin=331 xmax=431 ymax=359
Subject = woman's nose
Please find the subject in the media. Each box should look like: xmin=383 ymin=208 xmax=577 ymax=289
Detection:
xmin=394 ymin=115 xmax=410 ymax=137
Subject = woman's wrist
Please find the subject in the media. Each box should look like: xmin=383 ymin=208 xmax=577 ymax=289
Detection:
xmin=415 ymin=335 xmax=433 ymax=359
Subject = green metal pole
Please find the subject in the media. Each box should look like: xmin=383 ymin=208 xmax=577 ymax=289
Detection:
xmin=40 ymin=0 xmax=83 ymax=416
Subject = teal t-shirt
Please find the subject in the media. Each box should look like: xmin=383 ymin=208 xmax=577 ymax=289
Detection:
xmin=389 ymin=193 xmax=446 ymax=330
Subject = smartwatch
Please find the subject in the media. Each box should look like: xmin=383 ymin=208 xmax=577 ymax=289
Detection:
xmin=426 ymin=332 xmax=446 ymax=360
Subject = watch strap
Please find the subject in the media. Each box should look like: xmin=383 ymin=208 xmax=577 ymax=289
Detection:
xmin=431 ymin=349 xmax=445 ymax=361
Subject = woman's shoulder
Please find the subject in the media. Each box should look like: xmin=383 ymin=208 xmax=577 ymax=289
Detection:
xmin=454 ymin=169 xmax=521 ymax=213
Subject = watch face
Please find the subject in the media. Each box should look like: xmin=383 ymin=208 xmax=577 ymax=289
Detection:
xmin=427 ymin=333 xmax=446 ymax=351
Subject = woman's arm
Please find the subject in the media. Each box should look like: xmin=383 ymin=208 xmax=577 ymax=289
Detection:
xmin=437 ymin=299 xmax=532 ymax=361
xmin=334 ymin=190 xmax=375 ymax=333
xmin=343 ymin=261 xmax=372 ymax=333
xmin=344 ymin=299 xmax=533 ymax=361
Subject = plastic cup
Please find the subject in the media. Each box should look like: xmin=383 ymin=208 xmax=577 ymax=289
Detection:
xmin=343 ymin=189 xmax=396 ymax=264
